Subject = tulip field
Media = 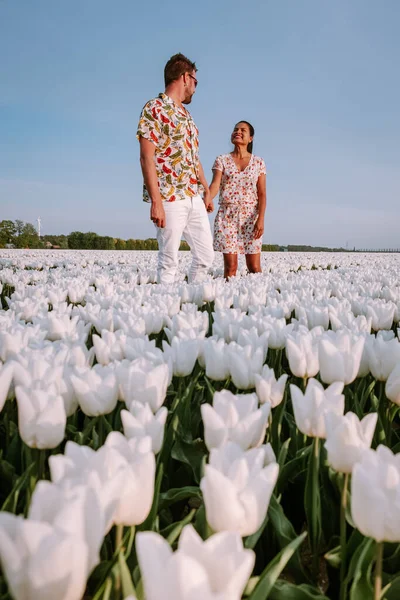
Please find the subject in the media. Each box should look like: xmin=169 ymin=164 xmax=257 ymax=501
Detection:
xmin=1 ymin=249 xmax=400 ymax=600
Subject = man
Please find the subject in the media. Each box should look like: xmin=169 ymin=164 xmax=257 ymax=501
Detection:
xmin=137 ymin=53 xmax=214 ymax=284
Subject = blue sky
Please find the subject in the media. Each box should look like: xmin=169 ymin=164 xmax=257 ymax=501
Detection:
xmin=1 ymin=0 xmax=399 ymax=248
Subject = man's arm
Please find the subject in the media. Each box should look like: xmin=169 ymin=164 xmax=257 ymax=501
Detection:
xmin=198 ymin=161 xmax=214 ymax=213
xmin=139 ymin=137 xmax=166 ymax=228
xmin=209 ymin=169 xmax=222 ymax=201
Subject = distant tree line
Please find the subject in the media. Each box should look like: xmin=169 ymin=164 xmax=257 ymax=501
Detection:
xmin=0 ymin=221 xmax=191 ymax=251
xmin=0 ymin=220 xmax=351 ymax=253
xmin=0 ymin=220 xmax=40 ymax=249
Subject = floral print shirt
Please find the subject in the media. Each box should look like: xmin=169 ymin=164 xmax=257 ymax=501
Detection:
xmin=212 ymin=153 xmax=266 ymax=205
xmin=137 ymin=93 xmax=201 ymax=202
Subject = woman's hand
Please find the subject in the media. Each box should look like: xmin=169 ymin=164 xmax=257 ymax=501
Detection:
xmin=253 ymin=216 xmax=264 ymax=239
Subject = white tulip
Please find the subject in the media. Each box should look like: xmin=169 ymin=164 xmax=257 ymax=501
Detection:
xmin=366 ymin=336 xmax=400 ymax=381
xmin=0 ymin=513 xmax=89 ymax=600
xmin=0 ymin=363 xmax=13 ymax=412
xmin=162 ymin=338 xmax=200 ymax=377
xmin=104 ymin=432 xmax=156 ymax=526
xmin=318 ymin=331 xmax=365 ymax=384
xmin=200 ymin=442 xmax=279 ymax=537
xmin=254 ymin=365 xmax=288 ymax=407
xmin=286 ymin=331 xmax=319 ymax=379
xmin=136 ymin=524 xmax=255 ymax=600
xmin=121 ymin=404 xmax=168 ymax=454
xmin=117 ymin=357 xmax=169 ymax=412
xmin=324 ymin=411 xmax=377 ymax=473
xmin=92 ymin=330 xmax=125 ymax=365
xmin=386 ymin=363 xmax=400 ymax=405
xmin=29 ymin=480 xmax=107 ymax=572
xmin=366 ymin=301 xmax=396 ymax=331
xmin=351 ymin=445 xmax=400 ymax=542
xmin=70 ymin=365 xmax=118 ymax=416
xmin=15 ymin=385 xmax=66 ymax=449
xmin=290 ymin=379 xmax=345 ymax=438
xmin=226 ymin=343 xmax=264 ymax=390
xmin=202 ymin=338 xmax=230 ymax=381
xmin=201 ymin=390 xmax=270 ymax=451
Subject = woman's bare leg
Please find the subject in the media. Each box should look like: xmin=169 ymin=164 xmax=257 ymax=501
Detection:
xmin=223 ymin=253 xmax=238 ymax=279
xmin=245 ymin=253 xmax=262 ymax=273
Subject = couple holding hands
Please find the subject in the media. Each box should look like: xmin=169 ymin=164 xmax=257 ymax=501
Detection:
xmin=137 ymin=53 xmax=267 ymax=283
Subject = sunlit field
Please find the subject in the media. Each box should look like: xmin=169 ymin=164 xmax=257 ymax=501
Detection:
xmin=0 ymin=249 xmax=399 ymax=600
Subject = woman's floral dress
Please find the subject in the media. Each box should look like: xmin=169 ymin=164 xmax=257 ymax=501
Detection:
xmin=212 ymin=153 xmax=266 ymax=254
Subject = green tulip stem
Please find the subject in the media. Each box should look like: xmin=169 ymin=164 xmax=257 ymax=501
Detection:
xmin=312 ymin=438 xmax=319 ymax=575
xmin=374 ymin=541 xmax=383 ymax=600
xmin=114 ymin=524 xmax=124 ymax=597
xmin=268 ymin=410 xmax=273 ymax=443
xmin=36 ymin=448 xmax=46 ymax=482
xmin=102 ymin=578 xmax=113 ymax=600
xmin=115 ymin=524 xmax=124 ymax=554
xmin=340 ymin=472 xmax=349 ymax=600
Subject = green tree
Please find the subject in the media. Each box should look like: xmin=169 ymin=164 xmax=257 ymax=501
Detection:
xmin=68 ymin=231 xmax=85 ymax=249
xmin=125 ymin=239 xmax=138 ymax=250
xmin=94 ymin=236 xmax=115 ymax=250
xmin=15 ymin=219 xmax=25 ymax=237
xmin=0 ymin=220 xmax=17 ymax=246
xmin=115 ymin=238 xmax=126 ymax=250
xmin=82 ymin=231 xmax=98 ymax=249
xmin=15 ymin=222 xmax=39 ymax=248
xmin=179 ymin=240 xmax=190 ymax=251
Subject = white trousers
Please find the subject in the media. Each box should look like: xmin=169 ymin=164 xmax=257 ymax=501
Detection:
xmin=155 ymin=195 xmax=214 ymax=284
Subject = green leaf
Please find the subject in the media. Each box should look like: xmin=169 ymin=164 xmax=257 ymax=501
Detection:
xmin=267 ymin=495 xmax=308 ymax=582
xmin=171 ymin=439 xmax=207 ymax=484
xmin=349 ymin=537 xmax=374 ymax=600
xmin=304 ymin=438 xmax=322 ymax=562
xmin=248 ymin=532 xmax=307 ymax=600
xmin=268 ymin=580 xmax=330 ymax=599
xmin=118 ymin=552 xmax=137 ymax=598
xmin=324 ymin=544 xmax=341 ymax=569
xmin=277 ymin=438 xmax=291 ymax=471
xmin=164 ymin=508 xmax=196 ymax=545
xmin=382 ymin=574 xmax=400 ymax=599
xmin=159 ymin=486 xmax=202 ymax=509
xmin=345 ymin=538 xmax=374 ymax=586
xmin=1 ymin=462 xmax=35 ymax=513
xmin=278 ymin=445 xmax=312 ymax=494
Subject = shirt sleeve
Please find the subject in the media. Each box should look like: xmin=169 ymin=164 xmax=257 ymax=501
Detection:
xmin=212 ymin=155 xmax=224 ymax=172
xmin=136 ymin=100 xmax=161 ymax=146
xmin=259 ymin=158 xmax=267 ymax=175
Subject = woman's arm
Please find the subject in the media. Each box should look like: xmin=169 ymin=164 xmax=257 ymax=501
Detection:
xmin=254 ymin=173 xmax=267 ymax=239
xmin=209 ymin=169 xmax=223 ymax=201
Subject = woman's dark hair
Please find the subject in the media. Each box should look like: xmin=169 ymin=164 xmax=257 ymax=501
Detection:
xmin=235 ymin=120 xmax=255 ymax=153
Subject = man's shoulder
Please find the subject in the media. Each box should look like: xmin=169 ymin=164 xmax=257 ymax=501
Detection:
xmin=140 ymin=96 xmax=164 ymax=113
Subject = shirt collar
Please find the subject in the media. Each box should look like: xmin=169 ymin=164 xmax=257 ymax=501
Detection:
xmin=158 ymin=92 xmax=189 ymax=118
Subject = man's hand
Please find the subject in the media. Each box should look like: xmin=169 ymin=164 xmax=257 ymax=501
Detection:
xmin=151 ymin=201 xmax=166 ymax=228
xmin=203 ymin=192 xmax=214 ymax=213
xmin=253 ymin=217 xmax=264 ymax=239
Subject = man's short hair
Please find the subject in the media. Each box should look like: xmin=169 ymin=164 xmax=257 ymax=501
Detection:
xmin=164 ymin=53 xmax=197 ymax=87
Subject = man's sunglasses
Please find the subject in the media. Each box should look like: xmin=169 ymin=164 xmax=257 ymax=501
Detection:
xmin=186 ymin=73 xmax=198 ymax=88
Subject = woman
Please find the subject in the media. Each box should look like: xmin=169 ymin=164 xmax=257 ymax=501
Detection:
xmin=209 ymin=121 xmax=267 ymax=278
